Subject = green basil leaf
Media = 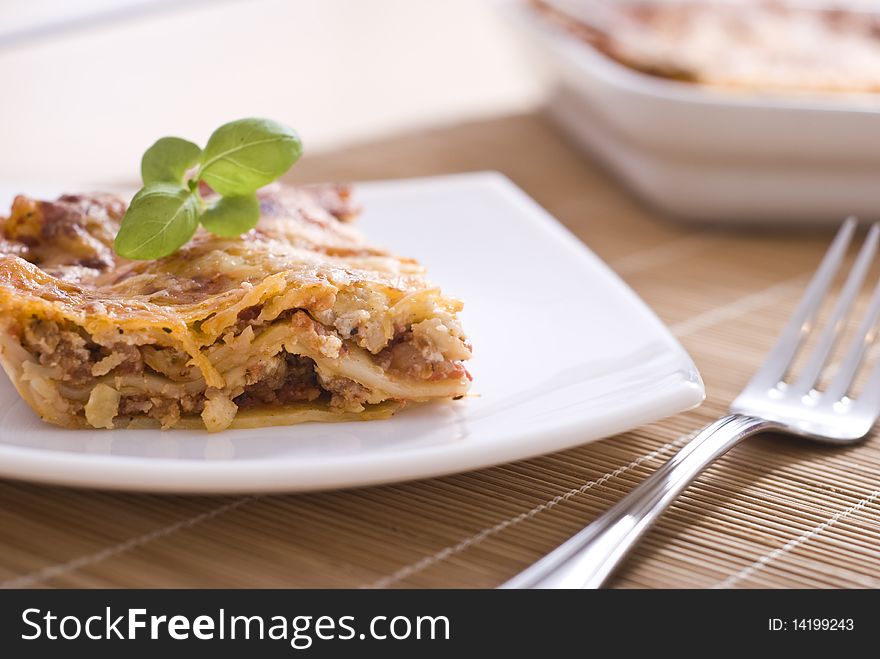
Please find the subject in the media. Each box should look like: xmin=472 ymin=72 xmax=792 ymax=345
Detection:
xmin=200 ymin=194 xmax=260 ymax=238
xmin=141 ymin=137 xmax=202 ymax=185
xmin=199 ymin=118 xmax=302 ymax=196
xmin=114 ymin=183 xmax=201 ymax=259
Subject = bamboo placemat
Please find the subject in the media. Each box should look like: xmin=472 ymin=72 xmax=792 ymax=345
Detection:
xmin=1 ymin=113 xmax=879 ymax=589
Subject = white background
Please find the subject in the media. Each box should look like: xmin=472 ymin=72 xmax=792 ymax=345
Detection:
xmin=0 ymin=0 xmax=546 ymax=185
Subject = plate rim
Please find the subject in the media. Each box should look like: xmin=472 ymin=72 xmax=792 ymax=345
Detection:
xmin=0 ymin=171 xmax=704 ymax=493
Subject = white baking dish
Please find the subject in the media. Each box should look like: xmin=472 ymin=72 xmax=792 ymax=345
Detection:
xmin=506 ymin=1 xmax=880 ymax=224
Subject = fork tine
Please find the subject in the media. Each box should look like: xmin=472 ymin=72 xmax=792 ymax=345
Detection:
xmin=851 ymin=335 xmax=880 ymax=415
xmin=789 ymin=223 xmax=880 ymax=396
xmin=747 ymin=217 xmax=857 ymax=391
xmin=825 ymin=257 xmax=880 ymax=402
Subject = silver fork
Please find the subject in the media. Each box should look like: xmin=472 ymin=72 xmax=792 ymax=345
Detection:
xmin=503 ymin=218 xmax=880 ymax=589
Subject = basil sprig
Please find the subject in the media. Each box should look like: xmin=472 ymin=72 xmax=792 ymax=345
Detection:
xmin=114 ymin=118 xmax=302 ymax=260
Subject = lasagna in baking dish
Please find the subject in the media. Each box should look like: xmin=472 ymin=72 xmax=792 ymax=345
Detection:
xmin=535 ymin=0 xmax=880 ymax=94
xmin=0 ymin=184 xmax=472 ymax=431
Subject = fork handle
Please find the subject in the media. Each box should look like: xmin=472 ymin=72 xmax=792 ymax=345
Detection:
xmin=500 ymin=414 xmax=777 ymax=589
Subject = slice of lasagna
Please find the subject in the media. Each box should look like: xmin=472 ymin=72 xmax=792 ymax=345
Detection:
xmin=0 ymin=184 xmax=471 ymax=431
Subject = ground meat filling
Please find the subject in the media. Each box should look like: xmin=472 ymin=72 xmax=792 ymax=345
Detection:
xmin=22 ymin=318 xmax=142 ymax=385
xmin=16 ymin=312 xmax=463 ymax=428
xmin=317 ymin=373 xmax=373 ymax=412
xmin=17 ymin=318 xmax=382 ymax=427
xmin=234 ymin=353 xmax=323 ymax=407
xmin=231 ymin=304 xmax=264 ymax=334
xmin=376 ymin=333 xmax=470 ymax=381
xmin=118 ymin=395 xmax=183 ymax=428
xmin=118 ymin=393 xmax=204 ymax=418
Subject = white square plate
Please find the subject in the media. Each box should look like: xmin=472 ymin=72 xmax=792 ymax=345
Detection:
xmin=0 ymin=173 xmax=703 ymax=493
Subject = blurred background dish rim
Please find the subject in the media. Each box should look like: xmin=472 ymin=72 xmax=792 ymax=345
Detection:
xmin=518 ymin=0 xmax=880 ymax=113
xmin=508 ymin=0 xmax=880 ymax=224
